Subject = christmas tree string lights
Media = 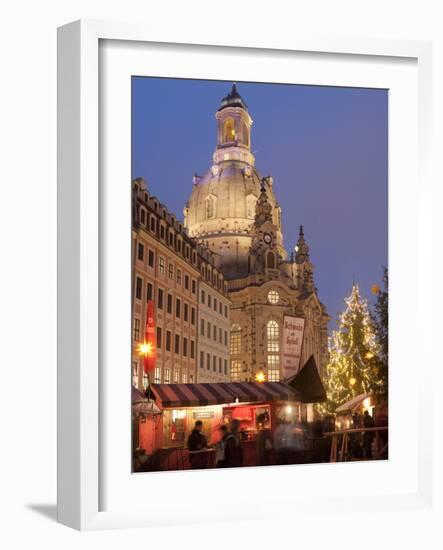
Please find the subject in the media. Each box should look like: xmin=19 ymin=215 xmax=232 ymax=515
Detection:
xmin=319 ymin=283 xmax=383 ymax=415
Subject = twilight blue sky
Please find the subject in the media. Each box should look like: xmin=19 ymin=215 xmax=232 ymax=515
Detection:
xmin=132 ymin=77 xmax=388 ymax=330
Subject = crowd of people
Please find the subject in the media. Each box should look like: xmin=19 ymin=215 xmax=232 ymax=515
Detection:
xmin=187 ymin=417 xmax=326 ymax=469
xmin=187 ymin=419 xmax=244 ymax=469
xmin=187 ymin=409 xmax=385 ymax=468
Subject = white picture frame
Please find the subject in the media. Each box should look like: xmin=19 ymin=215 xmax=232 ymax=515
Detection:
xmin=57 ymin=19 xmax=435 ymax=531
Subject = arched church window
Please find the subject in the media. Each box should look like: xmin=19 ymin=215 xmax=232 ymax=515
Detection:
xmin=267 ymin=251 xmax=275 ymax=269
xmin=267 ymin=290 xmax=279 ymax=304
xmin=205 ymin=196 xmax=215 ymax=219
xmin=267 ymin=320 xmax=280 ymax=352
xmin=223 ymin=117 xmax=235 ymax=143
xmin=266 ymin=320 xmax=280 ymax=381
xmin=230 ymin=324 xmax=242 ymax=355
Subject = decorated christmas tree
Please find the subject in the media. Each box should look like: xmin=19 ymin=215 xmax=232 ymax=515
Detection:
xmin=321 ymin=284 xmax=382 ymax=414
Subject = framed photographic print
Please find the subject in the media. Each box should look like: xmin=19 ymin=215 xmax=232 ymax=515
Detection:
xmin=57 ymin=20 xmax=434 ymax=531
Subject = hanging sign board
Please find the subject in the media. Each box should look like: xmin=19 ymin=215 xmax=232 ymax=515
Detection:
xmin=282 ymin=316 xmax=305 ymax=378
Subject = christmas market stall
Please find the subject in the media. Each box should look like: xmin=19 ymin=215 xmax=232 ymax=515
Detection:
xmin=132 ymin=385 xmax=162 ymax=471
xmin=335 ymin=393 xmax=372 ymax=430
xmin=134 ymin=356 xmax=329 ymax=471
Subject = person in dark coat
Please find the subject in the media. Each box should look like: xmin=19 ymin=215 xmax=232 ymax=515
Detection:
xmin=224 ymin=419 xmax=244 ymax=468
xmin=215 ymin=425 xmax=229 ymax=467
xmin=363 ymin=410 xmax=375 ymax=459
xmin=187 ymin=420 xmax=208 ymax=469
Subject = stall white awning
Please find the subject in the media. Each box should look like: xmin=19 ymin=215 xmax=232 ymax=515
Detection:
xmin=335 ymin=393 xmax=370 ymax=414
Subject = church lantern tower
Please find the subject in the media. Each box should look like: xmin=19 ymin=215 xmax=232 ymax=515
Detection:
xmin=184 ymin=83 xmax=285 ymax=280
xmin=213 ymin=84 xmax=255 ymax=167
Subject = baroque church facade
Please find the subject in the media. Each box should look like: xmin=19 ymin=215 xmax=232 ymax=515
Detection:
xmin=184 ymin=84 xmax=329 ymax=383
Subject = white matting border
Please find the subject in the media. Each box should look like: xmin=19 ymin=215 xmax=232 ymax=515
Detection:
xmin=57 ymin=19 xmax=433 ymax=531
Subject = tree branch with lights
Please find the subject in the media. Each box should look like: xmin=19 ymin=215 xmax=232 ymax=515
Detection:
xmin=319 ymin=283 xmax=384 ymax=415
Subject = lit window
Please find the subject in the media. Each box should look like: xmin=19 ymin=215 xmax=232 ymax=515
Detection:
xmin=230 ymin=324 xmax=242 ymax=355
xmin=268 ymin=290 xmax=279 ymax=304
xmin=223 ymin=118 xmax=235 ymax=143
xmin=168 ymin=264 xmax=174 ymax=279
xmin=159 ymin=257 xmax=165 ymax=273
xmin=231 ymin=359 xmax=241 ymax=381
xmin=182 ymin=372 xmax=187 ymax=383
xmin=154 ymin=367 xmax=161 ymax=384
xmin=174 ymin=370 xmax=179 ymax=383
xmin=132 ymin=361 xmax=138 ymax=386
xmin=267 ymin=320 xmax=280 ymax=352
xmin=164 ymin=368 xmax=170 ymax=384
xmin=223 ymin=153 xmax=230 ymax=161
xmin=267 ymin=355 xmax=280 ymax=381
xmin=143 ymin=372 xmax=149 ymax=389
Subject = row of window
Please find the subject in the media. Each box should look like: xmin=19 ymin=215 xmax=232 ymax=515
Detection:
xmin=200 ymin=262 xmax=226 ymax=293
xmin=229 ymin=358 xmax=280 ymax=382
xmin=132 ymin=363 xmax=194 ymax=386
xmin=200 ymin=319 xmax=228 ymax=346
xmin=199 ymin=351 xmax=228 ymax=375
xmin=200 ymin=289 xmax=228 ymax=317
xmin=136 ymin=205 xmax=197 ymax=265
xmin=134 ymin=285 xmax=197 ymax=324
xmin=230 ymin=320 xmax=280 ymax=355
xmin=136 ymin=243 xmax=197 ymax=293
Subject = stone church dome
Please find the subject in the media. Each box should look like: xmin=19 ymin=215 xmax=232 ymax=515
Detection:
xmin=184 ymin=84 xmax=285 ymax=279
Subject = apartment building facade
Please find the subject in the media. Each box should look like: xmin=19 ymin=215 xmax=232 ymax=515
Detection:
xmin=132 ymin=178 xmax=231 ymax=388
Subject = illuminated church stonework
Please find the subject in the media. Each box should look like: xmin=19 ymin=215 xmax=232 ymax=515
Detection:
xmin=184 ymin=84 xmax=329 ymax=382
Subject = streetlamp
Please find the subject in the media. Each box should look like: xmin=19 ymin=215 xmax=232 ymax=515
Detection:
xmin=255 ymin=370 xmax=266 ymax=383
